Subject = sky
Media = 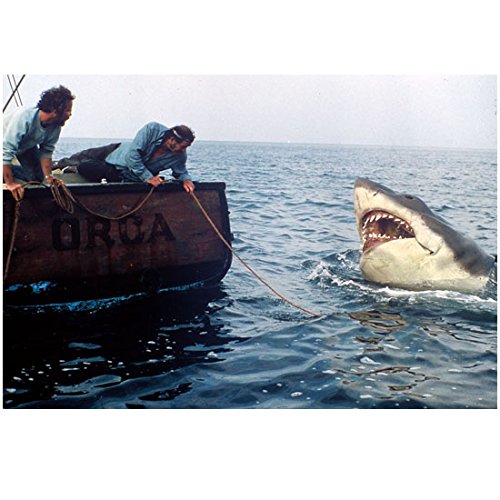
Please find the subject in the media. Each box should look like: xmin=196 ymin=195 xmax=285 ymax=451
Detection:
xmin=3 ymin=74 xmax=497 ymax=149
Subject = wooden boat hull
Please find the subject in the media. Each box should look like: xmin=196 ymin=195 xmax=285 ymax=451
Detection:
xmin=3 ymin=182 xmax=232 ymax=305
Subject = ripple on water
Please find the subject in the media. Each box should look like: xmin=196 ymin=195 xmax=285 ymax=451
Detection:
xmin=3 ymin=142 xmax=497 ymax=409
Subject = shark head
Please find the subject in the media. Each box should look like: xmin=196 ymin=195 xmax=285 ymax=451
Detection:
xmin=353 ymin=178 xmax=495 ymax=292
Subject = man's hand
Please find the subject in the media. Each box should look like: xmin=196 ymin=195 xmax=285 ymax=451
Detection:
xmin=46 ymin=176 xmax=65 ymax=188
xmin=146 ymin=175 xmax=165 ymax=187
xmin=183 ymin=180 xmax=195 ymax=193
xmin=6 ymin=181 xmax=24 ymax=201
xmin=4 ymin=164 xmax=25 ymax=200
xmin=44 ymin=174 xmax=57 ymax=185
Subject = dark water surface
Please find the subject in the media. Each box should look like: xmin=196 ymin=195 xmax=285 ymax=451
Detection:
xmin=3 ymin=140 xmax=497 ymax=408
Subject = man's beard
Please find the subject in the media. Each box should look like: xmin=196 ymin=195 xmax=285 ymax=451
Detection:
xmin=54 ymin=116 xmax=68 ymax=126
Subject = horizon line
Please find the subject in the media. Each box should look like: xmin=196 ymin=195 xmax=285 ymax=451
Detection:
xmin=60 ymin=137 xmax=497 ymax=152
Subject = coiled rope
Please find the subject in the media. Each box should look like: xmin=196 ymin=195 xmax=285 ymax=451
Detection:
xmin=3 ymin=180 xmax=156 ymax=281
xmin=4 ymin=181 xmax=321 ymax=317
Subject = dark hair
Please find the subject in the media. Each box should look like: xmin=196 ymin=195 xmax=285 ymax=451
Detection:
xmin=37 ymin=86 xmax=75 ymax=114
xmin=168 ymin=125 xmax=196 ymax=144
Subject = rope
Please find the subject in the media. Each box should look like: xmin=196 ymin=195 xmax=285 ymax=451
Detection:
xmin=4 ymin=181 xmax=321 ymax=318
xmin=3 ymin=180 xmax=156 ymax=282
xmin=190 ymin=191 xmax=321 ymax=318
xmin=3 ymin=200 xmax=21 ymax=281
xmin=3 ymin=180 xmax=42 ymax=281
xmin=49 ymin=179 xmax=156 ymax=220
xmin=50 ymin=179 xmax=77 ymax=213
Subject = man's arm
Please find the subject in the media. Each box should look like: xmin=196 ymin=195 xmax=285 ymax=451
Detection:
xmin=3 ymin=110 xmax=28 ymax=200
xmin=3 ymin=110 xmax=29 ymax=166
xmin=173 ymin=157 xmax=195 ymax=193
xmin=146 ymin=175 xmax=194 ymax=192
xmin=40 ymin=157 xmax=57 ymax=183
xmin=39 ymin=127 xmax=61 ymax=159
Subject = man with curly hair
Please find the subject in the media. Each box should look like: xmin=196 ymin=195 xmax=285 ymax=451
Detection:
xmin=59 ymin=122 xmax=196 ymax=193
xmin=3 ymin=85 xmax=75 ymax=200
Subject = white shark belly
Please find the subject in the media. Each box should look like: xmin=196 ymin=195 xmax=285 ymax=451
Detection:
xmin=360 ymin=240 xmax=493 ymax=292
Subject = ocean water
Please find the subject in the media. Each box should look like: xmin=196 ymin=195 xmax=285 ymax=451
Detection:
xmin=3 ymin=139 xmax=497 ymax=409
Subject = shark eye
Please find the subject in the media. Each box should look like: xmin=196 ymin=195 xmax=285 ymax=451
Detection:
xmin=404 ymin=195 xmax=414 ymax=200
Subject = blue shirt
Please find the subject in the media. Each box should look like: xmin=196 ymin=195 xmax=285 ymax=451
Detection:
xmin=105 ymin=121 xmax=191 ymax=183
xmin=3 ymin=107 xmax=62 ymax=164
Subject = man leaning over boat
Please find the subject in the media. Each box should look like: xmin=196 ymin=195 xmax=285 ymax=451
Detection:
xmin=3 ymin=86 xmax=75 ymax=201
xmin=57 ymin=122 xmax=196 ymax=193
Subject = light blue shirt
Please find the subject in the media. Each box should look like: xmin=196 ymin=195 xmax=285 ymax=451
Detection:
xmin=105 ymin=121 xmax=191 ymax=183
xmin=3 ymin=107 xmax=62 ymax=164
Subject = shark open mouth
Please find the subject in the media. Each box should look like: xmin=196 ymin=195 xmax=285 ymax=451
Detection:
xmin=361 ymin=210 xmax=415 ymax=252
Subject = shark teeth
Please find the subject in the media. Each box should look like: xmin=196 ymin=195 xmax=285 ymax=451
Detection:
xmin=360 ymin=210 xmax=415 ymax=250
xmin=362 ymin=213 xmax=410 ymax=231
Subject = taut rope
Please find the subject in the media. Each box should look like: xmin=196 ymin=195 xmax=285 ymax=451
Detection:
xmin=4 ymin=182 xmax=322 ymax=318
xmin=190 ymin=192 xmax=321 ymax=318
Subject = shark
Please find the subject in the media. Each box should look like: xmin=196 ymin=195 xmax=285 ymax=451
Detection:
xmin=353 ymin=177 xmax=496 ymax=293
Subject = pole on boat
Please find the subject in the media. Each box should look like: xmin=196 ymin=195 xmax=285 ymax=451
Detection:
xmin=3 ymin=74 xmax=26 ymax=113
